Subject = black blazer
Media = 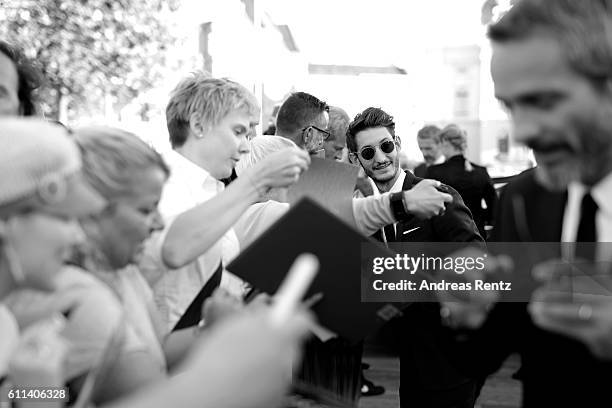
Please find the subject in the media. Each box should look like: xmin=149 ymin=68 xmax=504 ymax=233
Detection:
xmin=426 ymin=155 xmax=497 ymax=238
xmin=446 ymin=168 xmax=612 ymax=407
xmin=413 ymin=162 xmax=429 ymax=178
xmin=372 ymin=171 xmax=484 ymax=405
xmin=372 ymin=171 xmax=483 ymax=244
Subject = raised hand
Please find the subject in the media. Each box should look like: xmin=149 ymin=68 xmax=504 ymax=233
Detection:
xmin=402 ymin=179 xmax=453 ymax=220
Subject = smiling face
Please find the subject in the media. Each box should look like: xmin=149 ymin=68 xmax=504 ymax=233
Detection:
xmin=492 ymin=35 xmax=612 ymax=189
xmin=352 ymin=126 xmax=400 ymax=187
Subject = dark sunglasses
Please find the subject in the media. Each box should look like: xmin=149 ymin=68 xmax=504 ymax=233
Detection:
xmin=359 ymin=140 xmax=396 ymax=160
xmin=302 ymin=125 xmax=331 ymax=141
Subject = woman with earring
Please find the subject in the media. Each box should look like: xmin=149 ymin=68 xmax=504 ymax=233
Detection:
xmin=427 ymin=124 xmax=498 ymax=238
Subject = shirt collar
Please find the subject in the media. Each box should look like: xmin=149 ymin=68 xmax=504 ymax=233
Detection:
xmin=434 ymin=155 xmax=446 ymax=165
xmin=166 ymin=149 xmax=224 ymax=194
xmin=368 ymin=170 xmax=406 ymax=195
xmin=568 ymin=171 xmax=612 ymax=216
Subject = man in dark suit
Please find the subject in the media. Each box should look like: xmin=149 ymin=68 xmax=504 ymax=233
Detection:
xmin=436 ymin=1 xmax=612 ymax=406
xmin=427 ymin=124 xmax=498 ymax=238
xmin=414 ymin=125 xmax=443 ymax=178
xmin=347 ymin=107 xmax=484 ymax=408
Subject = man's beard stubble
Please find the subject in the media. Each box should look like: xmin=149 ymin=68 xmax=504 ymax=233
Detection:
xmin=532 ymin=115 xmax=612 ymax=191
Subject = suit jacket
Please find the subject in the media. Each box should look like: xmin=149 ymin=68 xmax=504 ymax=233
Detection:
xmin=372 ymin=171 xmax=483 ymax=244
xmin=413 ymin=162 xmax=429 ymax=178
xmin=372 ymin=171 xmax=484 ymax=406
xmin=445 ymin=168 xmax=612 ymax=407
xmin=426 ymin=155 xmax=497 ymax=238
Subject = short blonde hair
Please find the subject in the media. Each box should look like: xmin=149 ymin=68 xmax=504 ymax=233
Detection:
xmin=439 ymin=124 xmax=472 ymax=171
xmin=166 ymin=72 xmax=260 ymax=148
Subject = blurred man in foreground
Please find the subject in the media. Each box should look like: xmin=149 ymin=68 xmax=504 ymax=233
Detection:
xmin=437 ymin=1 xmax=612 ymax=406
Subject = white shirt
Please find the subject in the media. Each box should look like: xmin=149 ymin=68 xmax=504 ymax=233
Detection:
xmin=233 ymin=200 xmax=288 ymax=249
xmin=139 ymin=150 xmax=245 ymax=333
xmin=97 ymin=266 xmax=166 ymax=373
xmin=562 ymin=172 xmax=612 ymax=261
xmin=365 ymin=171 xmax=406 ymax=244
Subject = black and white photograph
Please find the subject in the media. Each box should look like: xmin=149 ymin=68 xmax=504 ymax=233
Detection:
xmin=1 ymin=1 xmax=611 ymax=407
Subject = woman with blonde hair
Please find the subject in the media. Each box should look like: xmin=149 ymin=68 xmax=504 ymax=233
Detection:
xmin=426 ymin=124 xmax=498 ymax=237
xmin=0 ymin=120 xmax=312 ymax=408
xmin=5 ymin=125 xmax=172 ymax=402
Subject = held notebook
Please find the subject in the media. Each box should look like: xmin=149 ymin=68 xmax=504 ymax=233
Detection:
xmin=171 ymin=262 xmax=223 ymax=332
xmin=227 ymin=197 xmax=402 ymax=343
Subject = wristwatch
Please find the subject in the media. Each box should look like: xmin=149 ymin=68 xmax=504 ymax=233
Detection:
xmin=389 ymin=192 xmax=409 ymax=221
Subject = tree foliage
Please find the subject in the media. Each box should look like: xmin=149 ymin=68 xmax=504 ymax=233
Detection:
xmin=481 ymin=0 xmax=519 ymax=26
xmin=0 ymin=0 xmax=181 ymax=120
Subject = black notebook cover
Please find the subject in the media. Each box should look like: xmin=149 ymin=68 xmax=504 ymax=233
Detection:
xmin=172 ymin=262 xmax=223 ymax=331
xmin=227 ymin=198 xmax=400 ymax=343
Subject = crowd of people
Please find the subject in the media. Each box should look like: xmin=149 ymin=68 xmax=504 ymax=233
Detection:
xmin=1 ymin=0 xmax=612 ymax=407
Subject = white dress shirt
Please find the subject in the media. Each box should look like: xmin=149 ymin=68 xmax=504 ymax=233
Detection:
xmin=562 ymin=172 xmax=612 ymax=262
xmin=139 ymin=150 xmax=245 ymax=333
xmin=141 ymin=150 xmax=399 ymax=332
xmin=360 ymin=171 xmax=406 ymax=244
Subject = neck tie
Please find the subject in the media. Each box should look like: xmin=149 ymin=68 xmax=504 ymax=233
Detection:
xmin=575 ymin=192 xmax=598 ymax=260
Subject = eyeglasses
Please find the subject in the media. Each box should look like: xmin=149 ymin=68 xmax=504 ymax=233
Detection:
xmin=302 ymin=125 xmax=331 ymax=141
xmin=358 ymin=140 xmax=396 ymax=160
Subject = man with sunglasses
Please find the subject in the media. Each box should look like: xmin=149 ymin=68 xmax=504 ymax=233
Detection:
xmin=275 ymin=92 xmax=331 ymax=157
xmin=347 ymin=107 xmax=483 ymax=408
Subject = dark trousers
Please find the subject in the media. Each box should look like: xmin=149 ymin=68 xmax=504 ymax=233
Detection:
xmin=400 ymin=380 xmax=480 ymax=408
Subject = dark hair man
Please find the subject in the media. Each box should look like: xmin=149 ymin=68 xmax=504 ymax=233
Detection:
xmin=275 ymin=91 xmax=330 ymax=156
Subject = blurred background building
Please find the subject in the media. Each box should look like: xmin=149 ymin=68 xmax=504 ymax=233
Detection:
xmin=149 ymin=0 xmax=531 ymax=177
xmin=0 ymin=0 xmax=530 ymax=177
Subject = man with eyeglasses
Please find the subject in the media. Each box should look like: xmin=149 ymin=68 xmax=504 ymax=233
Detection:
xmin=275 ymin=91 xmax=331 ymax=158
xmin=347 ymin=107 xmax=483 ymax=408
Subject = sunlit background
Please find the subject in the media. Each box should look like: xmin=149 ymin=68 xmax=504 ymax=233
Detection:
xmin=1 ymin=0 xmax=531 ymax=176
